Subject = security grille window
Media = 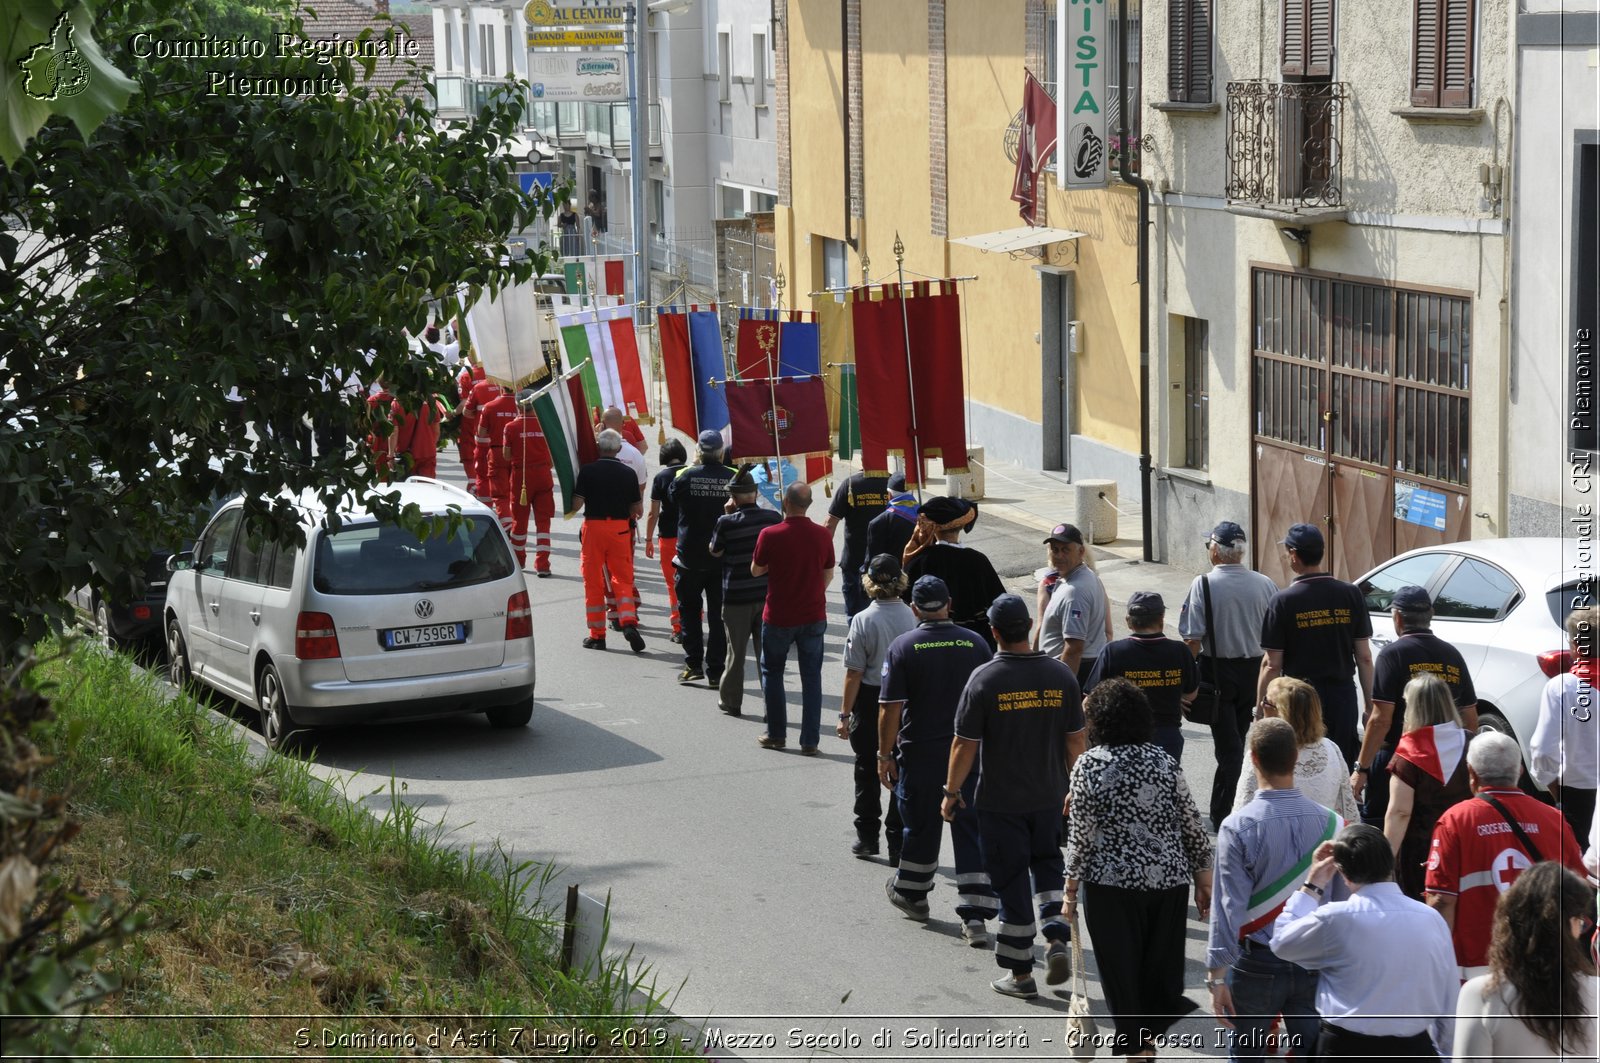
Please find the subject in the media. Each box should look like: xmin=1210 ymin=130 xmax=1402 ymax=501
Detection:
xmin=1253 ymin=267 xmax=1471 ymax=487
xmin=1183 ymin=318 xmax=1210 ymax=470
xmin=1410 ymin=0 xmax=1474 ymax=108
xmin=1281 ymin=0 xmax=1335 ymax=78
xmin=1168 ymin=0 xmax=1213 ymax=103
xmin=1105 ymin=7 xmax=1142 ymax=170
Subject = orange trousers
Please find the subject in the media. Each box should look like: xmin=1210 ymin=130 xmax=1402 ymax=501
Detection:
xmin=656 ymin=537 xmax=682 ymax=634
xmin=581 ymin=518 xmax=637 ymax=638
xmin=500 ymin=469 xmax=554 ymax=571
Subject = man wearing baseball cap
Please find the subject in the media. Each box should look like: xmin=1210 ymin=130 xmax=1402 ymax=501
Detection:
xmin=1257 ymin=523 xmax=1374 ymax=766
xmin=1085 ymin=592 xmax=1200 ymax=760
xmin=1351 ymin=584 xmax=1478 ymax=826
xmin=667 ymin=430 xmax=737 ymax=685
xmin=1179 ymin=521 xmax=1281 ymax=829
xmin=943 ymin=593 xmax=1087 ymax=998
xmin=879 ymin=575 xmax=997 ymax=936
xmin=1037 ymin=522 xmax=1110 ymax=685
xmin=826 ymin=467 xmax=895 ymax=621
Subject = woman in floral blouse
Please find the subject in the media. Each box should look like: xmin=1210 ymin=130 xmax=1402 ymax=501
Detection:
xmin=1065 ymin=677 xmax=1214 ymax=1059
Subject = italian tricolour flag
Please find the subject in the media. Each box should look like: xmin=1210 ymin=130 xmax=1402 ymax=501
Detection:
xmin=554 ymin=304 xmax=651 ymax=422
xmin=530 ymin=371 xmax=600 ymax=518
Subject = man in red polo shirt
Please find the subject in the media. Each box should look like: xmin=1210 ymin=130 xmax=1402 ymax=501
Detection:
xmin=751 ymin=481 xmax=835 ymax=754
xmin=1425 ymin=731 xmax=1584 ymax=978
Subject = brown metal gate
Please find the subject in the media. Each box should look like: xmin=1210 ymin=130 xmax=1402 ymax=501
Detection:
xmin=1251 ymin=266 xmax=1472 ymax=583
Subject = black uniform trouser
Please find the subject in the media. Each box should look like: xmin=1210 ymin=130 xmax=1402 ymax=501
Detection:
xmin=847 ymin=681 xmax=902 ymax=850
xmin=1316 ymin=1023 xmax=1437 ymax=1059
xmin=674 ymin=565 xmax=724 ymax=676
xmin=1206 ymin=655 xmax=1263 ymax=829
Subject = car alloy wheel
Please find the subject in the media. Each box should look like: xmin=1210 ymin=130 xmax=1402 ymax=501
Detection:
xmin=166 ymin=620 xmax=191 ymax=687
xmin=256 ymin=663 xmax=298 ymax=752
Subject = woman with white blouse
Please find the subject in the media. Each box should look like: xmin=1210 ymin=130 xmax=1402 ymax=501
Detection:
xmin=1236 ymin=676 xmax=1359 ymax=822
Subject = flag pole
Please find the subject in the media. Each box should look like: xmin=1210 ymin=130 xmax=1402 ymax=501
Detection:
xmin=893 ymin=233 xmax=924 ymax=503
xmin=766 ymin=270 xmax=787 ymax=490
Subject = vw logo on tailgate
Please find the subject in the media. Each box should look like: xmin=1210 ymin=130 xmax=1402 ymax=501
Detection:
xmin=414 ymin=599 xmax=435 ymax=620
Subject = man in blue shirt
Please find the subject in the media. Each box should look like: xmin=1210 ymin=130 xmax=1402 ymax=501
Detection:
xmin=1207 ymin=717 xmax=1342 ymax=1061
xmin=879 ymin=576 xmax=996 ymax=937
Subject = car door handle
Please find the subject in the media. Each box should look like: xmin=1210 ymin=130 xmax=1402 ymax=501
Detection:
xmin=208 ymin=601 xmax=219 ymax=615
xmin=249 ymin=610 xmax=261 ymax=625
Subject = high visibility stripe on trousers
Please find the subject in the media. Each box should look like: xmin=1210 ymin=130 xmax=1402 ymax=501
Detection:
xmin=891 ymin=745 xmax=997 ymax=922
xmin=580 ymin=518 xmax=637 ymax=637
xmin=977 ymin=806 xmax=1070 ymax=974
xmin=658 ymin=536 xmax=682 ymax=633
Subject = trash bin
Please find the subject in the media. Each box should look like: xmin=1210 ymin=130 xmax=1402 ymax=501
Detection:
xmin=946 ymin=446 xmax=986 ymax=500
xmin=1073 ymin=479 xmax=1118 ymax=544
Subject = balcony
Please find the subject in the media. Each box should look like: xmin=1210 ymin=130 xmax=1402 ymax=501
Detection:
xmin=1225 ymin=80 xmax=1349 ymax=222
xmin=432 ymin=74 xmax=468 ymax=118
xmin=583 ymin=102 xmax=662 ymax=160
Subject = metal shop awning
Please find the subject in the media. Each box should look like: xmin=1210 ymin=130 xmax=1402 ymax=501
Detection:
xmin=949 ymin=226 xmax=1086 ymax=253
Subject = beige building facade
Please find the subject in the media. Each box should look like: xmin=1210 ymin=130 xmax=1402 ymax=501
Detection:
xmin=775 ymin=0 xmax=1144 ymax=492
xmin=1144 ymin=0 xmax=1514 ymax=580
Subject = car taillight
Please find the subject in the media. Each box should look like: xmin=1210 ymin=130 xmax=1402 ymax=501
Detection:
xmin=131 ymin=605 xmax=151 ymax=620
xmin=295 ymin=612 xmax=341 ymax=659
xmin=1537 ymin=648 xmax=1573 ymax=678
xmin=505 ymin=591 xmax=532 ymax=640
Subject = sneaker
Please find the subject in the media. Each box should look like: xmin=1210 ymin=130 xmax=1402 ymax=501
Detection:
xmin=535 ymin=570 xmax=552 ymax=579
xmin=669 ymin=631 xmax=684 ymax=644
xmin=1045 ymin=941 xmax=1071 ymax=985
xmin=799 ymin=746 xmax=819 ymax=757
xmin=719 ymin=705 xmax=742 ymax=717
xmin=990 ymin=975 xmax=1038 ymax=1000
xmin=850 ymin=838 xmax=880 ymax=859
xmin=885 ymin=876 xmax=930 ymax=921
xmin=582 ymin=637 xmax=606 ymax=650
xmin=678 ymin=667 xmax=706 ymax=684
xmin=609 ymin=618 xmax=622 ymax=632
xmin=962 ymin=920 xmax=992 ymax=949
xmin=757 ymin=735 xmax=786 ymax=750
xmin=706 ymin=673 xmax=722 ymax=687
xmin=622 ymin=625 xmax=645 ymax=654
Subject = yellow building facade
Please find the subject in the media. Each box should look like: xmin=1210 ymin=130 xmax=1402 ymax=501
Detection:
xmin=775 ymin=0 xmax=1143 ymax=486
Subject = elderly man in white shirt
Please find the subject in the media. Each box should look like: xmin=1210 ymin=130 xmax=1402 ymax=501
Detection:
xmin=1271 ymin=823 xmax=1456 ymax=1060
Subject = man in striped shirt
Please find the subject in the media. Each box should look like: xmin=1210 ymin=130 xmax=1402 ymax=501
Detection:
xmin=708 ymin=467 xmax=782 ymax=716
xmin=1207 ymin=717 xmax=1342 ymax=1062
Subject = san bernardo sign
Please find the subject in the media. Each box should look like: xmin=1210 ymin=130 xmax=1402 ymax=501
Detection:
xmin=1057 ymin=0 xmax=1108 ymax=190
xmin=527 ymin=50 xmax=626 ymax=101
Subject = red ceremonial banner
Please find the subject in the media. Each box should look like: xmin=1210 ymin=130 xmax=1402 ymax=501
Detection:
xmin=1012 ymin=69 xmax=1059 ymax=226
xmin=848 ymin=281 xmax=968 ymax=485
xmin=658 ymin=311 xmax=700 ymax=438
xmin=727 ymin=377 xmax=830 ymax=460
xmin=604 ymin=316 xmax=650 ymax=420
xmin=735 ymin=317 xmax=781 ymax=378
xmin=604 ymin=259 xmax=626 ymax=298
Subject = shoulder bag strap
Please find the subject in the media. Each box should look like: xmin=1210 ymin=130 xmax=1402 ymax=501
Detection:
xmin=1201 ymin=575 xmax=1218 ymax=669
xmin=1476 ymin=793 xmax=1545 ymax=863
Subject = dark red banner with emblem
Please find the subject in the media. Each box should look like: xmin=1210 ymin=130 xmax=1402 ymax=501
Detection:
xmin=727 ymin=376 xmax=830 ymax=460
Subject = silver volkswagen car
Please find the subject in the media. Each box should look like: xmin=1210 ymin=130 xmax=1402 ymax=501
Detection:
xmin=164 ymin=479 xmax=536 ymax=748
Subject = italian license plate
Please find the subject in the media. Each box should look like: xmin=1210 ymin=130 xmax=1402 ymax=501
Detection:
xmin=381 ymin=622 xmax=466 ymax=650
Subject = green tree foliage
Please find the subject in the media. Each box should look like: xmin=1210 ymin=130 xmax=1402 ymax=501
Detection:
xmin=0 ymin=0 xmax=551 ymax=656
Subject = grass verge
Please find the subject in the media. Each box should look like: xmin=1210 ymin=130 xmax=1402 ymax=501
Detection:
xmin=33 ymin=643 xmax=695 ymax=1058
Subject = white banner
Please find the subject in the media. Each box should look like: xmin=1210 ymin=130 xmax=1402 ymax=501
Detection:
xmin=526 ymin=50 xmax=627 ymax=103
xmin=1057 ymin=0 xmax=1109 ymax=190
xmin=460 ymin=278 xmax=549 ymax=389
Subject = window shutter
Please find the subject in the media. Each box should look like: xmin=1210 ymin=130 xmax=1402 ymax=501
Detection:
xmin=1306 ymin=0 xmax=1334 ymax=78
xmin=1190 ymin=0 xmax=1214 ymax=103
xmin=1282 ymin=0 xmax=1305 ymax=76
xmin=1440 ymin=0 xmax=1474 ymax=107
xmin=1169 ymin=0 xmax=1192 ymax=102
xmin=1411 ymin=0 xmax=1441 ymax=107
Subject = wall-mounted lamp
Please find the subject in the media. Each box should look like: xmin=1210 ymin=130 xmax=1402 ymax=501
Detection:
xmin=1278 ymin=226 xmax=1311 ymax=267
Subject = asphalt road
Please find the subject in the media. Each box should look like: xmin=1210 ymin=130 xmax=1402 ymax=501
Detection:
xmin=284 ymin=454 xmax=1240 ymax=1060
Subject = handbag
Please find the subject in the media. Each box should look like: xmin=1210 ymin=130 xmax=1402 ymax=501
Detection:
xmin=1065 ymin=909 xmax=1098 ymax=1061
xmin=1183 ymin=576 xmax=1219 ymax=726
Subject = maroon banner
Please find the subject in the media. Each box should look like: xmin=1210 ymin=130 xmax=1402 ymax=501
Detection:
xmin=604 ymin=259 xmax=626 ymax=298
xmin=657 ymin=310 xmax=699 ymax=438
xmin=1012 ymin=69 xmax=1059 ymax=225
xmin=849 ymin=282 xmax=968 ymax=484
xmin=727 ymin=377 xmax=830 ymax=460
xmin=735 ymin=317 xmax=781 ymax=378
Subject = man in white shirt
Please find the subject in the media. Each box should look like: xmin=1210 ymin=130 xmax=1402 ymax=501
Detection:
xmin=1271 ymin=823 xmax=1456 ymax=1059
xmin=1532 ymin=604 xmax=1600 ymax=844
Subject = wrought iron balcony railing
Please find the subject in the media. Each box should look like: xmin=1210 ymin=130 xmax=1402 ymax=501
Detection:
xmin=1225 ymin=80 xmax=1349 ymax=211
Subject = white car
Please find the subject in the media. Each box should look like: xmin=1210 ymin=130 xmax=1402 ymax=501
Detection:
xmin=164 ymin=479 xmax=535 ymax=749
xmin=1355 ymin=537 xmax=1587 ymax=767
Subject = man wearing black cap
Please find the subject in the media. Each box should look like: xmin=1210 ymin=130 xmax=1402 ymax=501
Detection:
xmin=1257 ymin=523 xmax=1374 ymax=766
xmin=902 ymin=496 xmax=1007 ymax=649
xmin=839 ymin=553 xmax=916 ymax=859
xmin=1037 ymin=522 xmax=1109 ymax=684
xmin=943 ymin=594 xmax=1087 ymax=999
xmin=667 ymin=430 xmax=737 ymax=684
xmin=866 ymin=473 xmax=917 ymax=563
xmin=878 ymin=575 xmax=997 ymax=938
xmin=708 ymin=465 xmax=783 ymax=716
xmin=1085 ymin=592 xmax=1200 ymax=760
xmin=1351 ymin=585 xmax=1478 ymax=826
xmin=826 ymin=468 xmax=893 ymax=621
xmin=1180 ymin=521 xmax=1281 ymax=829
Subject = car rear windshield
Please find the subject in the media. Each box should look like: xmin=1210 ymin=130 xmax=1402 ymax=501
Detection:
xmin=312 ymin=516 xmax=515 ymax=595
xmin=1548 ymin=582 xmax=1592 ymax=628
